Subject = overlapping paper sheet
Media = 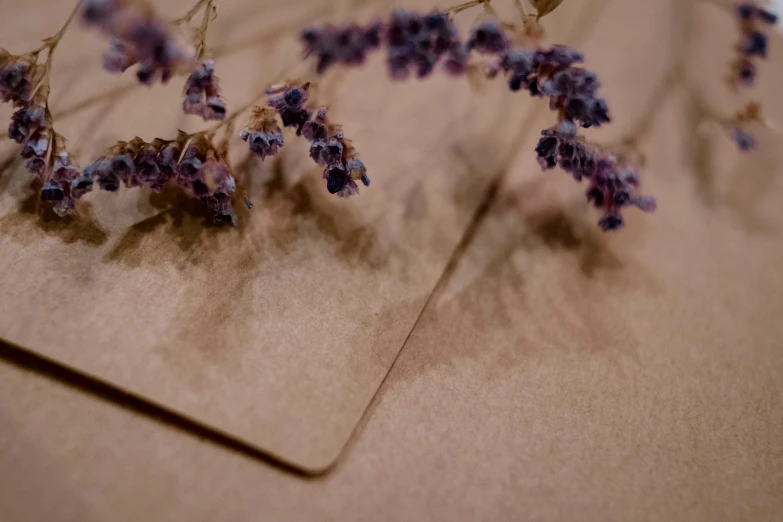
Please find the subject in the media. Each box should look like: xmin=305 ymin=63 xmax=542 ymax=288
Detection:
xmin=0 ymin=0 xmax=590 ymax=472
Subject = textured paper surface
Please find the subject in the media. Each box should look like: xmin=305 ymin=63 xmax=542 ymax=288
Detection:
xmin=2 ymin=1 xmax=782 ymax=519
xmin=0 ymin=0 xmax=573 ymax=472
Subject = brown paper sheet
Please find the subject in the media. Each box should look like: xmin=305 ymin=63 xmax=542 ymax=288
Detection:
xmin=0 ymin=0 xmax=576 ymax=472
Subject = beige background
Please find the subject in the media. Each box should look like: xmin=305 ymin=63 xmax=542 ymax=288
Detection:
xmin=2 ymin=0 xmax=783 ymax=520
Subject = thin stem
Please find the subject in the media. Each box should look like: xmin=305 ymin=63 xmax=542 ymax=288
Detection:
xmin=195 ymin=0 xmax=216 ymax=59
xmin=173 ymin=0 xmax=211 ymax=25
xmin=28 ymin=0 xmax=84 ymax=105
xmin=447 ymin=0 xmax=485 ymax=15
xmin=513 ymin=0 xmax=528 ymax=17
xmin=48 ymin=0 xmax=84 ymax=55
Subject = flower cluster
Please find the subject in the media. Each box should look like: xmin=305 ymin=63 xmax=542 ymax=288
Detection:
xmin=301 ymin=22 xmax=383 ymax=74
xmin=0 ymin=50 xmax=38 ymax=105
xmin=300 ymin=106 xmax=369 ymax=197
xmin=493 ymin=45 xmax=609 ymax=128
xmin=536 ymin=123 xmax=655 ymax=231
xmin=385 ymin=11 xmax=465 ymax=78
xmin=301 ymin=10 xmax=468 ymax=79
xmin=83 ymin=131 xmax=237 ymax=223
xmin=266 ymin=81 xmax=312 ymax=135
xmin=734 ymin=1 xmax=778 ymax=87
xmin=240 ymin=95 xmax=369 ymax=199
xmin=82 ymin=0 xmax=195 ymax=85
xmin=301 ymin=11 xmax=635 ymax=229
xmin=726 ymin=101 xmax=766 ymax=152
xmin=240 ymin=107 xmax=284 ymax=161
xmin=183 ymin=61 xmax=226 ymax=121
xmin=2 ymin=49 xmax=82 ymax=215
xmin=466 ymin=20 xmax=509 ymax=55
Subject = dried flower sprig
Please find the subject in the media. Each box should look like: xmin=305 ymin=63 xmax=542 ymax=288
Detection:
xmin=300 ymin=0 xmax=651 ymax=230
xmin=82 ymin=0 xmax=196 ymax=86
xmin=1 ymin=1 xmax=84 ymax=216
xmin=240 ymin=107 xmax=284 ymax=161
xmin=536 ymin=122 xmax=655 ymax=230
xmin=732 ymin=1 xmax=777 ymax=87
xmin=183 ymin=60 xmax=227 ymax=121
xmin=83 ymin=0 xmax=228 ymax=122
xmin=238 ymin=84 xmax=370 ymax=198
xmin=3 ymin=0 xmax=777 ymax=232
xmin=82 ymin=130 xmax=238 ymax=223
xmin=718 ymin=1 xmax=779 ymax=151
xmin=181 ymin=0 xmax=227 ymax=121
xmin=301 ymin=106 xmax=370 ymax=197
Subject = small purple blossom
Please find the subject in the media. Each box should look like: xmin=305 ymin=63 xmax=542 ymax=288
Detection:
xmin=301 ymin=21 xmax=383 ymax=74
xmin=0 ymin=50 xmax=36 ymax=105
xmin=536 ymin=126 xmax=655 ymax=231
xmin=443 ymin=43 xmax=469 ymax=75
xmin=8 ymin=105 xmax=46 ymax=144
xmin=466 ymin=21 xmax=509 ymax=55
xmin=82 ymin=0 xmax=195 ymax=86
xmin=183 ymin=61 xmax=226 ymax=121
xmin=731 ymin=128 xmax=756 ymax=151
xmin=102 ymin=37 xmax=137 ymax=73
xmin=743 ymin=31 xmax=768 ymax=58
xmin=385 ymin=10 xmax=461 ymax=79
xmin=737 ymin=3 xmax=779 ymax=24
xmin=738 ymin=59 xmax=757 ymax=86
xmin=734 ymin=2 xmax=776 ymax=86
xmin=240 ymin=107 xmax=285 ymax=161
xmin=41 ymin=180 xmax=65 ymax=202
xmin=267 ymin=83 xmax=312 ymax=135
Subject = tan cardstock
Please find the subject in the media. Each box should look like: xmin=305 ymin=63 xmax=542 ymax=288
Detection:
xmin=0 ymin=0 xmax=586 ymax=473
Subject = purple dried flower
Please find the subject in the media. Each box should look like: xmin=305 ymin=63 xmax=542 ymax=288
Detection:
xmin=240 ymin=107 xmax=284 ymax=161
xmin=737 ymin=3 xmax=757 ymax=21
xmin=731 ymin=128 xmax=756 ymax=151
xmin=20 ymin=129 xmax=51 ymax=175
xmin=385 ymin=10 xmax=461 ymax=79
xmin=82 ymin=0 xmax=195 ymax=86
xmin=535 ymin=126 xmax=654 ymax=230
xmin=325 ymin=164 xmax=347 ymax=194
xmin=758 ymin=9 xmax=778 ymax=24
xmin=466 ymin=21 xmax=509 ymax=55
xmin=301 ymin=106 xmax=329 ymax=141
xmin=536 ymin=45 xmax=584 ymax=68
xmin=84 ymin=158 xmax=116 ymax=191
xmin=443 ymin=43 xmax=469 ymax=75
xmin=183 ymin=61 xmax=226 ymax=121
xmin=0 ymin=51 xmax=37 ymax=105
xmin=267 ymin=83 xmax=312 ymax=135
xmin=302 ymin=21 xmax=383 ymax=74
xmin=41 ymin=180 xmax=65 ymax=201
xmin=9 ymin=105 xmax=46 ymax=143
xmin=598 ymin=212 xmax=624 ymax=232
xmin=536 ymin=126 xmax=596 ymax=180
xmin=309 ymin=139 xmax=327 ymax=165
xmin=743 ymin=31 xmax=768 ymax=57
xmin=501 ymin=44 xmax=610 ymax=128
xmin=733 ymin=3 xmax=776 ymax=86
xmin=178 ymin=135 xmax=208 ymax=181
xmin=738 ymin=59 xmax=756 ymax=86
xmin=322 ymin=138 xmax=345 ymax=166
xmin=71 ymin=172 xmax=95 ymax=199
xmin=52 ymin=153 xmax=80 ymax=183
xmin=102 ymin=37 xmax=137 ymax=73
xmin=347 ymin=158 xmax=370 ymax=187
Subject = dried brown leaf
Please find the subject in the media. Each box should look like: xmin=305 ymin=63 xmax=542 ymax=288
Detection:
xmin=530 ymin=0 xmax=565 ymax=19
